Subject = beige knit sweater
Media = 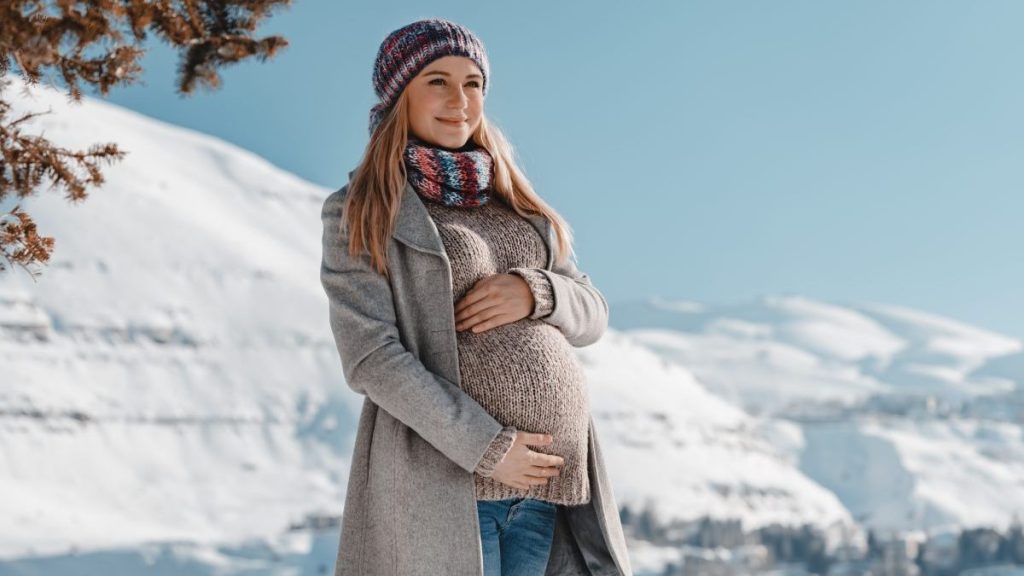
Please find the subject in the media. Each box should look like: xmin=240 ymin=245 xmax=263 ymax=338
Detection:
xmin=423 ymin=195 xmax=591 ymax=507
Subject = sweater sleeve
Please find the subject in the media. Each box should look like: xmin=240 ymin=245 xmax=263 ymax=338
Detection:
xmin=508 ymin=268 xmax=555 ymax=319
xmin=523 ymin=254 xmax=609 ymax=348
xmin=474 ymin=425 xmax=518 ymax=477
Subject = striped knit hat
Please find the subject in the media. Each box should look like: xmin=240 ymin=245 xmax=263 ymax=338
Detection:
xmin=369 ymin=18 xmax=490 ymax=135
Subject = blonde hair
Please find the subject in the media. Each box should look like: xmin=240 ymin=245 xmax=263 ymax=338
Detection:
xmin=343 ymin=89 xmax=576 ymax=279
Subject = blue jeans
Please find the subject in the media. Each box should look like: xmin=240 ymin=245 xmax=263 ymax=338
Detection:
xmin=477 ymin=497 xmax=558 ymax=576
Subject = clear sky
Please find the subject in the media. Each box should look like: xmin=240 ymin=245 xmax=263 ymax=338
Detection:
xmin=82 ymin=1 xmax=1022 ymax=340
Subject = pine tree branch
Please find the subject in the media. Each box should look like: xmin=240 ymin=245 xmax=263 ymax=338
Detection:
xmin=0 ymin=0 xmax=291 ymax=277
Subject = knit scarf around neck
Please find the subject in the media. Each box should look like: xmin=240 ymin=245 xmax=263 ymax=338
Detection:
xmin=403 ymin=135 xmax=494 ymax=207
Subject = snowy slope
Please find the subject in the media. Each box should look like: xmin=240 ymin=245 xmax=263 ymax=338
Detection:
xmin=612 ymin=296 xmax=1020 ymax=417
xmin=0 ymin=76 xmax=351 ymax=560
xmin=578 ymin=331 xmax=853 ymax=532
xmin=613 ymin=296 xmax=1024 ymax=535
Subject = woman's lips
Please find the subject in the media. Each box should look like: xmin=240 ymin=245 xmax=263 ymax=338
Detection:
xmin=437 ymin=118 xmax=466 ymax=126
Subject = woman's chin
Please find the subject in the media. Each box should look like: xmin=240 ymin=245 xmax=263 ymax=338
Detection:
xmin=435 ymin=135 xmax=470 ymax=150
xmin=411 ymin=128 xmax=471 ymax=150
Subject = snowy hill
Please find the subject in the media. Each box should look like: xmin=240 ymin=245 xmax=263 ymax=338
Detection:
xmin=0 ymin=76 xmax=349 ymax=563
xmin=611 ymin=296 xmax=1024 ymax=535
xmin=578 ymin=330 xmax=854 ymax=531
xmin=2 ymin=76 xmax=1024 ymax=574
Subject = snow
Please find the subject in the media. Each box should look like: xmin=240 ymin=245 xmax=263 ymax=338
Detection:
xmin=0 ymin=75 xmax=350 ymax=562
xmin=612 ymin=295 xmax=1024 ymax=540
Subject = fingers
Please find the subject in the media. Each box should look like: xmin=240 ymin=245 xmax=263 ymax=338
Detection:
xmin=454 ymin=281 xmax=493 ymax=315
xmin=520 ymin=432 xmax=553 ymax=446
xmin=456 ymin=308 xmax=509 ymax=333
xmin=510 ymin=474 xmax=554 ymax=489
xmin=454 ymin=277 xmax=521 ymax=327
xmin=455 ymin=274 xmax=533 ymax=332
xmin=509 ymin=466 xmax=561 ymax=489
xmin=518 ymin=432 xmax=565 ymax=467
xmin=493 ymin=431 xmax=565 ymax=490
xmin=527 ymin=465 xmax=561 ymax=478
xmin=532 ymin=452 xmax=565 ymax=468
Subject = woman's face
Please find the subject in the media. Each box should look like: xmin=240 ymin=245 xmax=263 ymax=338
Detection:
xmin=406 ymin=56 xmax=484 ymax=149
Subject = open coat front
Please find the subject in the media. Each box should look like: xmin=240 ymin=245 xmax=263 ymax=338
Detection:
xmin=319 ymin=176 xmax=633 ymax=576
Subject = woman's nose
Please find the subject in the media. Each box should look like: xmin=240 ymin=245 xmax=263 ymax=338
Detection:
xmin=447 ymin=86 xmax=469 ymax=107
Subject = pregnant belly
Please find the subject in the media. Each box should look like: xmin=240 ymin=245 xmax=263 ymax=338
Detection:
xmin=454 ymin=318 xmax=590 ymax=445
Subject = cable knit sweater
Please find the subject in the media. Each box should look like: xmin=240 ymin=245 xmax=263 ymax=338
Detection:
xmin=422 ymin=195 xmax=591 ymax=507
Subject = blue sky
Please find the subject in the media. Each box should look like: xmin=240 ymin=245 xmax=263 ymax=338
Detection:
xmin=86 ymin=1 xmax=1022 ymax=340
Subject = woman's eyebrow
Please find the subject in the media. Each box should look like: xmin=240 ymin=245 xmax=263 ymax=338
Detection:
xmin=423 ymin=70 xmax=483 ymax=80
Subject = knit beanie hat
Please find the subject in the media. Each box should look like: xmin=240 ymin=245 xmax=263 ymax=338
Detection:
xmin=368 ymin=18 xmax=491 ymax=135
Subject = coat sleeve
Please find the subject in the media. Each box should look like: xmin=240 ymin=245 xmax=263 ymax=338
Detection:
xmin=319 ymin=188 xmax=507 ymax=474
xmin=511 ymin=250 xmax=610 ymax=348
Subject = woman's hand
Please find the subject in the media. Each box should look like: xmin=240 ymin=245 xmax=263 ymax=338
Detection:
xmin=455 ymin=273 xmax=533 ymax=333
xmin=490 ymin=431 xmax=564 ymax=490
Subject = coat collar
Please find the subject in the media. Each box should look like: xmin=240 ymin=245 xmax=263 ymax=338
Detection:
xmin=348 ymin=170 xmax=554 ymax=268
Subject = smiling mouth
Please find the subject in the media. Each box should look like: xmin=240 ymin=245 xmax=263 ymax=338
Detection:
xmin=437 ymin=118 xmax=466 ymax=125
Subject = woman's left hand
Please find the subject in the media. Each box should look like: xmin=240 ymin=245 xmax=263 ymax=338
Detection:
xmin=454 ymin=273 xmax=533 ymax=333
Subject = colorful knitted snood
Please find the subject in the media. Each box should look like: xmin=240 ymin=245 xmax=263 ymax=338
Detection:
xmin=403 ymin=135 xmax=494 ymax=208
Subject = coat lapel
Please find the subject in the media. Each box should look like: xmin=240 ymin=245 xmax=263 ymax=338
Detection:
xmin=392 ymin=181 xmax=446 ymax=257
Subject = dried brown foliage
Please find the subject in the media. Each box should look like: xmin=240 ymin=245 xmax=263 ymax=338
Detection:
xmin=0 ymin=0 xmax=291 ymax=278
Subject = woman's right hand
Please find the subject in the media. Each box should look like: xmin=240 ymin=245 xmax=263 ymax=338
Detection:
xmin=490 ymin=431 xmax=564 ymax=490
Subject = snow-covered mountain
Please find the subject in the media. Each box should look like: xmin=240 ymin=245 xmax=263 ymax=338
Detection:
xmin=2 ymin=76 xmax=1022 ymax=575
xmin=0 ymin=76 xmax=348 ymax=566
xmin=611 ymin=297 xmax=1024 ymax=536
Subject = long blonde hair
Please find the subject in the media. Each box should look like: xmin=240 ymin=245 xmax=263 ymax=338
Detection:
xmin=343 ymin=89 xmax=575 ymax=279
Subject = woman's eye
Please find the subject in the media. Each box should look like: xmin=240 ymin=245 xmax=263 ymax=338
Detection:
xmin=429 ymin=78 xmax=481 ymax=88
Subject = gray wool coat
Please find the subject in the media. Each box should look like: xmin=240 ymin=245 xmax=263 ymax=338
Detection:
xmin=319 ymin=173 xmax=633 ymax=576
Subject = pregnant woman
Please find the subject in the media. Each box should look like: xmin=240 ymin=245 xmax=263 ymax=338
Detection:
xmin=320 ymin=18 xmax=632 ymax=576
